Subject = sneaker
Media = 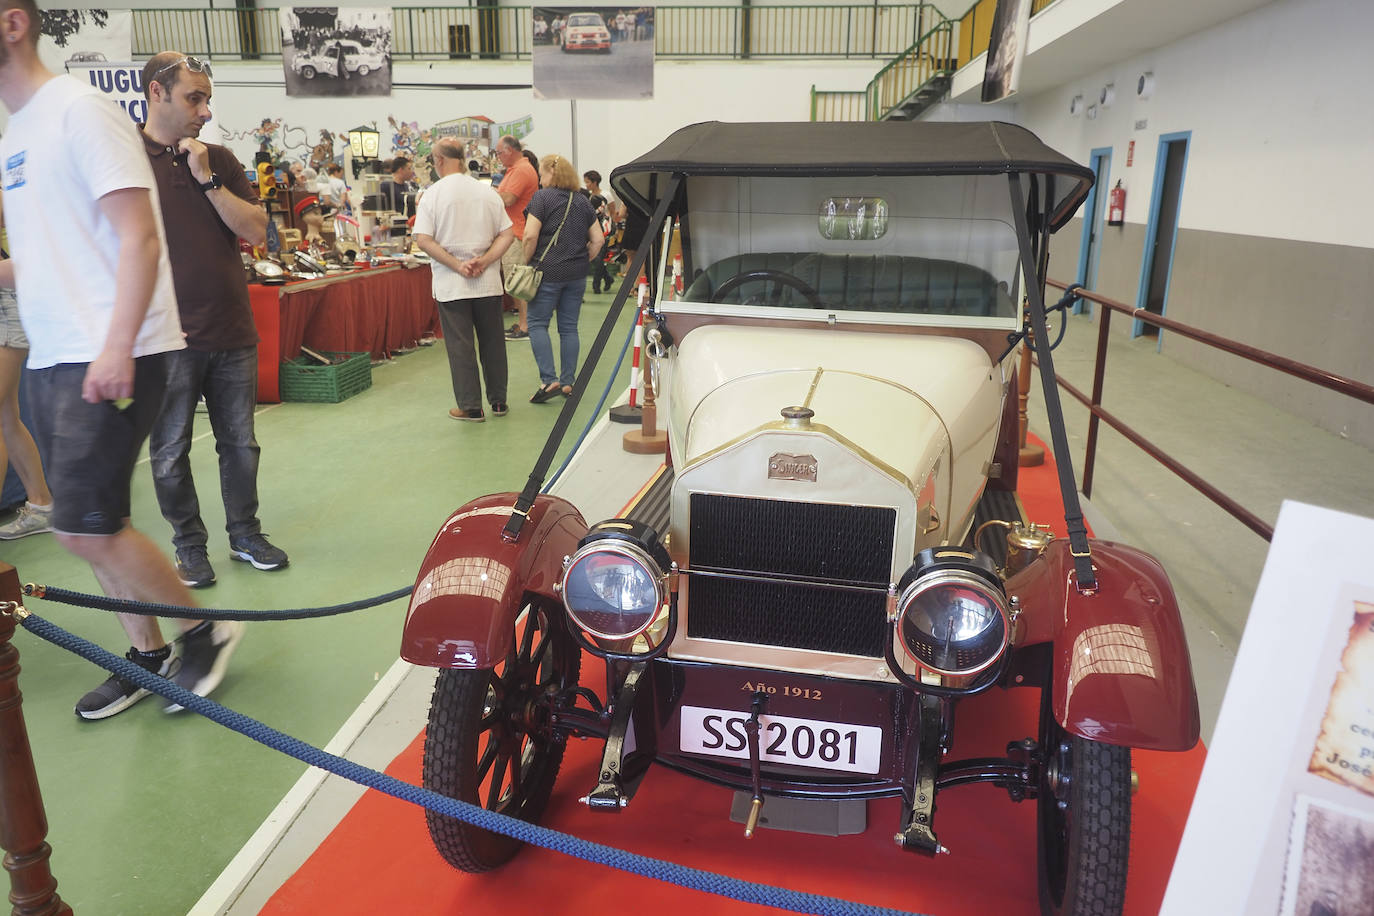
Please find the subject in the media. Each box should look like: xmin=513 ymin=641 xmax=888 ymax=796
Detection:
xmin=175 ymin=545 xmax=217 ymax=588
xmin=505 ymin=326 xmax=529 ymax=340
xmin=75 ymin=649 xmax=180 ymax=720
xmin=0 ymin=502 xmax=53 ymax=539
xmin=229 ymin=533 xmax=289 ymax=571
xmin=166 ymin=621 xmax=244 ymax=712
xmin=450 ymin=407 xmax=485 ymax=422
xmin=491 ymin=402 xmax=509 ymax=417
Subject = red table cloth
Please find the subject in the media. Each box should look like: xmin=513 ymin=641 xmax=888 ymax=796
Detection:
xmin=248 ymin=264 xmax=437 ymax=402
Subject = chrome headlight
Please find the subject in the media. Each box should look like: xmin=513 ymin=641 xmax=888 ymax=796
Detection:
xmin=895 ymin=547 xmax=1008 ymax=677
xmin=560 ymin=520 xmax=668 ymax=640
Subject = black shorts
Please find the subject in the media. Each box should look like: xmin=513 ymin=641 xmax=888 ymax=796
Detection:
xmin=26 ymin=353 xmax=170 ymax=535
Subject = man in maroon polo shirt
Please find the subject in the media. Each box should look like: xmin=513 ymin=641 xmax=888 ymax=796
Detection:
xmin=139 ymin=51 xmax=290 ymax=696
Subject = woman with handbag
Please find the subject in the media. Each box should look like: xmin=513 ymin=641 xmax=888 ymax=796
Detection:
xmin=517 ymin=154 xmax=604 ymax=403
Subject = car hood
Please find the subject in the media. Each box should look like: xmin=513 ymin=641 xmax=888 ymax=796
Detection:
xmin=666 ymin=326 xmax=1004 ymax=529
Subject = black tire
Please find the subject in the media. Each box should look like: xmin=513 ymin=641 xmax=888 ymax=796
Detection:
xmin=300 ymin=65 xmax=316 ymax=79
xmin=422 ymin=600 xmax=581 ymax=872
xmin=1036 ymin=688 xmax=1131 ymax=916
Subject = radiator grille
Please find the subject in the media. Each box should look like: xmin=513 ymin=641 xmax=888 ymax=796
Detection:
xmin=688 ymin=494 xmax=893 ymax=584
xmin=686 ymin=494 xmax=896 ymax=657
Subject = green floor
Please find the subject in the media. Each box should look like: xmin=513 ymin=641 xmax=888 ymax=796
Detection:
xmin=0 ymin=286 xmax=635 ymax=915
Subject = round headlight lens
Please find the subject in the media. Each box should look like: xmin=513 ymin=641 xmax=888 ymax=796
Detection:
xmin=898 ymin=572 xmax=1008 ymax=676
xmin=561 ymin=543 xmax=663 ymax=640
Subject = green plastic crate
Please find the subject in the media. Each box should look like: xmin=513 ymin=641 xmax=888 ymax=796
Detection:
xmin=279 ymin=350 xmax=372 ymax=403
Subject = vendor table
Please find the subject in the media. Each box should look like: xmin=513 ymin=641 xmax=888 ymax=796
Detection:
xmin=248 ymin=264 xmax=436 ymax=403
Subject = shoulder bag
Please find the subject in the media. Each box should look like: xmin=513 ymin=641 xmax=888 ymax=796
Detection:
xmin=504 ymin=190 xmax=574 ymax=300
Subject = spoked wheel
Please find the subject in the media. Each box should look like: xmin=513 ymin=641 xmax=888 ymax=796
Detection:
xmin=422 ymin=599 xmax=581 ymax=872
xmin=1036 ymin=687 xmax=1132 ymax=916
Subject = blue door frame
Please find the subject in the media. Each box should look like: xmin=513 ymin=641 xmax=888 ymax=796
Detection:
xmin=1073 ymin=146 xmax=1113 ymax=315
xmin=1132 ymin=130 xmax=1192 ymax=344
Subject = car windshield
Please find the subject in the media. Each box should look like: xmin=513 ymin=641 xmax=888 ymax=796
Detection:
xmin=668 ymin=174 xmax=1023 ymax=325
xmin=569 ymin=14 xmax=603 ymax=27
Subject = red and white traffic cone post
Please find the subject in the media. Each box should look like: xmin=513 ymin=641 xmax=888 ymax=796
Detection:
xmin=609 ymin=279 xmax=649 ymax=425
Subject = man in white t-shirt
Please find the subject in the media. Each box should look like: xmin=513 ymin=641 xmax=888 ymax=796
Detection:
xmin=0 ymin=0 xmax=227 ymax=721
xmin=412 ymin=137 xmax=514 ymax=422
xmin=323 ymin=162 xmax=348 ymax=211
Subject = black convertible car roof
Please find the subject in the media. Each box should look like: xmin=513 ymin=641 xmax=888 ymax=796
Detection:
xmin=610 ymin=120 xmax=1095 ymax=232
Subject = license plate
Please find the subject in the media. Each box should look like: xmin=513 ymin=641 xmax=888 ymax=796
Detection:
xmin=678 ymin=705 xmax=883 ymax=774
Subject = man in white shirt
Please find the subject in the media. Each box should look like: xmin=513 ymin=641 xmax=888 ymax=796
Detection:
xmin=319 ymin=162 xmax=347 ymax=211
xmin=412 ymin=138 xmax=515 ymax=422
xmin=0 ymin=0 xmax=228 ymax=720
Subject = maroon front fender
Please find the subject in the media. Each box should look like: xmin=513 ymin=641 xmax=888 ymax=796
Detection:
xmin=1006 ymin=539 xmax=1201 ymax=751
xmin=400 ymin=493 xmax=587 ymax=668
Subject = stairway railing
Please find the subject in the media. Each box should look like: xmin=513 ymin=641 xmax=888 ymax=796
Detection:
xmin=865 ymin=18 xmax=954 ymax=120
xmin=811 ymin=17 xmax=955 ymax=122
xmin=812 ymin=0 xmax=1068 ymax=122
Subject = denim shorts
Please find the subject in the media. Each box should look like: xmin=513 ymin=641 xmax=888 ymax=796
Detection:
xmin=0 ymin=290 xmax=28 ymax=349
xmin=25 ymin=353 xmax=170 ymax=535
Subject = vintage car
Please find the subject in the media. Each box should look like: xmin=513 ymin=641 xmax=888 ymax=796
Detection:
xmin=291 ymin=38 xmax=386 ymax=79
xmin=560 ymin=12 xmax=612 ymax=52
xmin=401 ymin=121 xmax=1201 ymax=915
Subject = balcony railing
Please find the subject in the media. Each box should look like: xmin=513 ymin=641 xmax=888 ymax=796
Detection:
xmin=810 ymin=86 xmax=868 ymax=122
xmin=955 ymin=0 xmax=1059 ymax=69
xmin=130 ymin=5 xmax=937 ymax=62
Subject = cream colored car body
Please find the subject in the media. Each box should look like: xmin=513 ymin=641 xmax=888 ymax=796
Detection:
xmin=662 ymin=324 xmax=1009 ymax=680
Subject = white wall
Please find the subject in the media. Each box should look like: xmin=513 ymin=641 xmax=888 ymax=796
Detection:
xmin=1010 ymin=0 xmax=1374 ymax=249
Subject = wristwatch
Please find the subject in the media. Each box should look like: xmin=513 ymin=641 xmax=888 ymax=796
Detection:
xmin=198 ymin=173 xmax=223 ymax=192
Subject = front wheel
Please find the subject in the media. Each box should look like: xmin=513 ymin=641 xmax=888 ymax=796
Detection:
xmin=300 ymin=65 xmax=316 ymax=79
xmin=1036 ymin=690 xmax=1131 ymax=916
xmin=421 ymin=600 xmax=581 ymax=872
xmin=356 ymin=64 xmax=370 ymax=76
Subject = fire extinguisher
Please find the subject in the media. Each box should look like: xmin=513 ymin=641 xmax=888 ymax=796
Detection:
xmin=1107 ymin=180 xmax=1126 ymax=226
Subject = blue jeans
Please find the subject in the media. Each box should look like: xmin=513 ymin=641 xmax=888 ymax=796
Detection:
xmin=526 ymin=279 xmax=585 ymax=387
xmin=149 ymin=346 xmax=262 ymax=551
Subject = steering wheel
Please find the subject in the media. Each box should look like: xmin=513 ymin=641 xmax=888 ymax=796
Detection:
xmin=710 ymin=269 xmax=823 ymax=309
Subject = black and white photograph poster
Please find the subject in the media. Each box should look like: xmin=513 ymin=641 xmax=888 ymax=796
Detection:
xmin=981 ymin=0 xmax=1030 ymax=103
xmin=37 ymin=8 xmax=132 ymax=73
xmin=532 ymin=7 xmax=653 ymax=101
xmin=280 ymin=7 xmax=393 ymax=98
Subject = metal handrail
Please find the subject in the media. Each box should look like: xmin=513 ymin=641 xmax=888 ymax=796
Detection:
xmin=863 ymin=19 xmax=953 ymax=119
xmin=130 ymin=4 xmax=935 ymax=62
xmin=1043 ymin=279 xmax=1374 ymax=542
xmin=810 ymin=86 xmax=868 ymax=122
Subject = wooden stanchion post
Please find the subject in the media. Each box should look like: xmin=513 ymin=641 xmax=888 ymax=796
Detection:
xmin=1018 ymin=317 xmax=1045 ymax=467
xmin=622 ymin=356 xmax=667 ymax=454
xmin=0 ymin=564 xmax=72 ymax=916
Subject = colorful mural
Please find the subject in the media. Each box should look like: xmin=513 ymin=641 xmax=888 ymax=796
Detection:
xmin=213 ymin=113 xmax=533 ymax=179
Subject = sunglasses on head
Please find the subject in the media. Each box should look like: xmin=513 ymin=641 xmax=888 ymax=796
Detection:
xmin=151 ymin=55 xmax=213 ymax=81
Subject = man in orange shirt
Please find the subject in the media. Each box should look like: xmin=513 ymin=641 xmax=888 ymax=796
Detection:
xmin=494 ymin=135 xmax=538 ymax=339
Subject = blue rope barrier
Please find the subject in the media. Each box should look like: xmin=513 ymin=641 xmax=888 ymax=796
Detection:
xmin=17 ymin=611 xmax=931 ymax=916
xmin=24 ymin=584 xmax=412 ymax=620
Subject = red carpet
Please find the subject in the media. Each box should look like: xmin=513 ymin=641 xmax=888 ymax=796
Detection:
xmin=264 ymin=436 xmax=1206 ymax=915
